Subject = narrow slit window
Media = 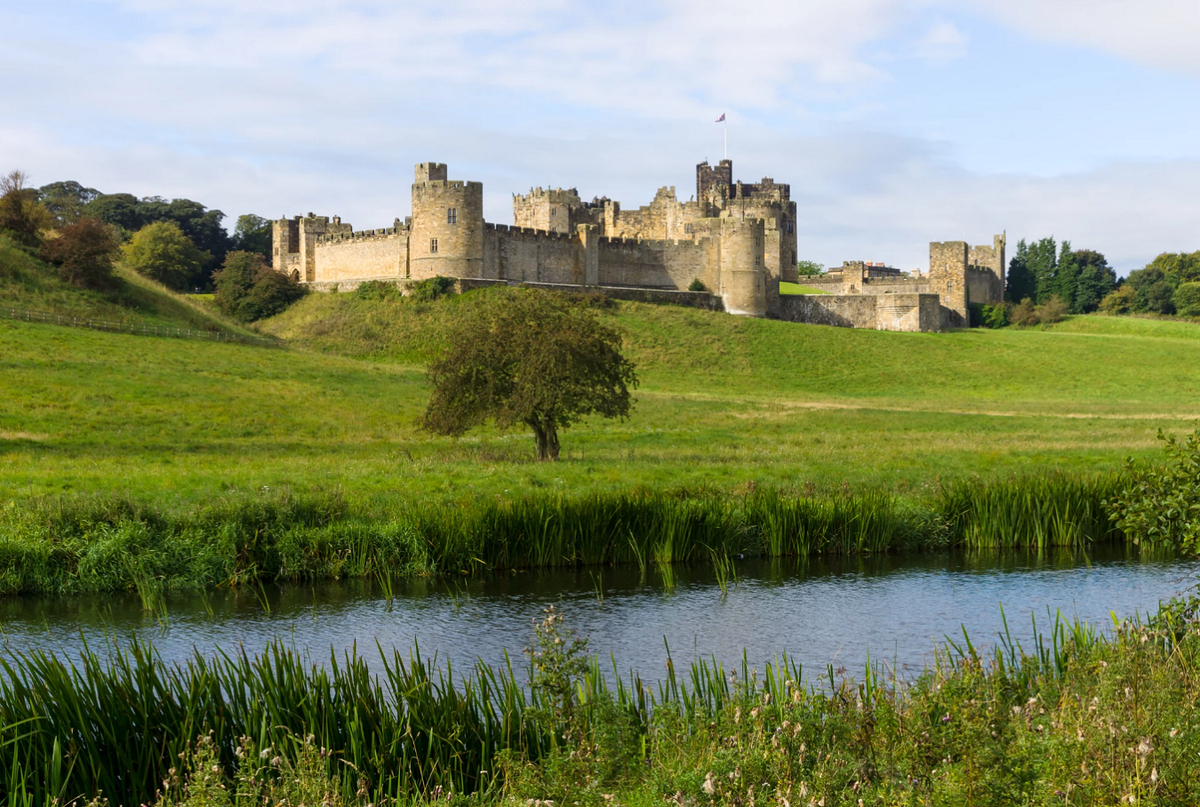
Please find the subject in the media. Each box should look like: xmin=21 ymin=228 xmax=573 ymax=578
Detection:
xmin=430 ymin=238 xmax=438 ymax=253
xmin=447 ymin=208 xmax=457 ymax=225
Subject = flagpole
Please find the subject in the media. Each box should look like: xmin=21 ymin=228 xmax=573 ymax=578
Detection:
xmin=723 ymin=118 xmax=727 ymax=161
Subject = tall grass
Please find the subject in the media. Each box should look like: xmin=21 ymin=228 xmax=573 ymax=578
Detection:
xmin=4 ymin=594 xmax=1196 ymax=806
xmin=0 ymin=475 xmax=1129 ymax=595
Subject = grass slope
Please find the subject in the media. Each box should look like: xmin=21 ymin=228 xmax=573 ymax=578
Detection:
xmin=0 ymin=235 xmax=257 ymax=336
xmin=2 ymin=288 xmax=1197 ymax=506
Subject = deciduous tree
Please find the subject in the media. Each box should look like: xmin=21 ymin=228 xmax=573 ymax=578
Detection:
xmin=40 ymin=218 xmax=120 ymax=289
xmin=422 ymin=289 xmax=638 ymax=461
xmin=212 ymin=251 xmax=305 ymax=322
xmin=121 ymin=221 xmax=209 ymax=290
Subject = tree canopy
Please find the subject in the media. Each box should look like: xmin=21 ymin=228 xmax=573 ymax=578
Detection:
xmin=121 ymin=221 xmax=209 ymax=290
xmin=212 ymin=251 xmax=305 ymax=322
xmin=40 ymin=218 xmax=120 ymax=289
xmin=0 ymin=170 xmax=53 ymax=249
xmin=422 ymin=289 xmax=638 ymax=461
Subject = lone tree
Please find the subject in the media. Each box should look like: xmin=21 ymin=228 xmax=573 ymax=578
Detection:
xmin=422 ymin=288 xmax=638 ymax=461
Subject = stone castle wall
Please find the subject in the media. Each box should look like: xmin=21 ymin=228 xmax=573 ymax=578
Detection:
xmin=271 ymin=160 xmax=1001 ymax=333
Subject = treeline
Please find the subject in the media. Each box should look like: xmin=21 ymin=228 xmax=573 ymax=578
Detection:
xmin=1 ymin=169 xmax=303 ymax=322
xmin=1003 ymin=236 xmax=1199 ymax=321
xmin=0 ymin=170 xmax=272 ymax=290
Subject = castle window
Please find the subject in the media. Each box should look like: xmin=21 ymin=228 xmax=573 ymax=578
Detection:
xmin=755 ymin=256 xmax=760 ymax=266
xmin=430 ymin=238 xmax=438 ymax=253
xmin=447 ymin=208 xmax=457 ymax=225
xmin=684 ymin=223 xmax=693 ymax=234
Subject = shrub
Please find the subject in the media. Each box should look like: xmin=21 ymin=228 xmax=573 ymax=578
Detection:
xmin=40 ymin=218 xmax=120 ymax=289
xmin=1099 ymin=285 xmax=1137 ymax=314
xmin=212 ymin=251 xmax=306 ymax=322
xmin=687 ymin=278 xmax=707 ymax=292
xmin=410 ymin=275 xmax=456 ymax=302
xmin=1106 ymin=428 xmax=1200 ymax=553
xmin=1174 ymin=282 xmax=1200 ymax=318
xmin=353 ymin=280 xmax=402 ymax=301
xmin=122 ymin=221 xmax=209 ymax=290
xmin=1035 ymin=295 xmax=1069 ymax=324
xmin=1010 ymin=297 xmax=1038 ymax=327
xmin=980 ymin=302 xmax=1010 ymax=328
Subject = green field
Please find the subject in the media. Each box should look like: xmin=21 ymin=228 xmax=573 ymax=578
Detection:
xmin=2 ymin=278 xmax=1199 ymax=507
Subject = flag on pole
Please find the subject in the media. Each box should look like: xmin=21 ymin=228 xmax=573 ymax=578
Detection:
xmin=715 ymin=113 xmax=725 ymax=122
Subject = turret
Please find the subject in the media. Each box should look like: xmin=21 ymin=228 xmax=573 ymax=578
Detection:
xmin=409 ymin=163 xmax=484 ymax=280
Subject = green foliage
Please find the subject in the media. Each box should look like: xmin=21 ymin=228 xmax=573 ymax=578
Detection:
xmin=1100 ymin=284 xmax=1138 ymax=314
xmin=9 ymin=601 xmax=1200 ymax=806
xmin=687 ymin=277 xmax=707 ymax=292
xmin=85 ymin=191 xmax=231 ymax=287
xmin=0 ymin=170 xmax=51 ymax=249
xmin=1174 ymin=282 xmax=1200 ymax=318
xmin=1029 ymin=236 xmax=1058 ymax=304
xmin=795 ymin=260 xmax=824 ymax=277
xmin=411 ymin=275 xmax=456 ymax=302
xmin=122 ymin=221 xmax=210 ymax=290
xmin=230 ymin=214 xmax=272 ymax=259
xmin=212 ymin=251 xmax=305 ymax=322
xmin=36 ymin=180 xmax=101 ymax=226
xmin=525 ymin=607 xmax=591 ymax=743
xmin=422 ymin=289 xmax=639 ymax=460
xmin=353 ymin=280 xmax=403 ymax=301
xmin=39 ymin=217 xmax=120 ymax=289
xmin=1106 ymin=428 xmax=1200 ymax=553
xmin=1037 ymin=295 xmax=1069 ymax=324
xmin=1010 ymin=297 xmax=1039 ymax=327
xmin=1071 ymin=249 xmax=1117 ymax=313
xmin=981 ymin=301 xmax=1010 ymax=328
xmin=1005 ymin=239 xmax=1036 ymax=303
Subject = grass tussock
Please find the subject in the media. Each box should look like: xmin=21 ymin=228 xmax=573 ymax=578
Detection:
xmin=0 ymin=475 xmax=1125 ymax=595
xmin=4 ymin=600 xmax=1200 ymax=806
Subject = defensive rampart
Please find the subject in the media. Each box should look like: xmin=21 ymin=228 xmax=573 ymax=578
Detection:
xmin=777 ymin=293 xmax=941 ymax=332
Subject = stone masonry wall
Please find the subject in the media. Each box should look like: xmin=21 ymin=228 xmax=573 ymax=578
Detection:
xmin=777 ymin=293 xmax=941 ymax=332
xmin=313 ymin=229 xmax=408 ymax=281
xmin=596 ymin=236 xmax=711 ymax=290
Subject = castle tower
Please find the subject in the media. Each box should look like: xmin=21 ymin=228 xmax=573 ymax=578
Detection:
xmin=690 ymin=217 xmax=767 ymax=317
xmin=929 ymin=241 xmax=970 ymax=327
xmin=409 ymin=163 xmax=484 ymax=280
xmin=697 ymin=159 xmax=733 ymax=202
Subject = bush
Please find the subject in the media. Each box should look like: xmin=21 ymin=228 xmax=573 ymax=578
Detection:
xmin=212 ymin=251 xmax=305 ymax=322
xmin=40 ymin=218 xmax=120 ymax=289
xmin=1174 ymin=282 xmax=1200 ymax=318
xmin=1010 ymin=297 xmax=1039 ymax=327
xmin=1106 ymin=428 xmax=1200 ymax=553
xmin=410 ymin=275 xmax=456 ymax=302
xmin=687 ymin=278 xmax=707 ymax=292
xmin=1035 ymin=295 xmax=1069 ymax=324
xmin=122 ymin=221 xmax=209 ymax=290
xmin=353 ymin=280 xmax=402 ymax=301
xmin=1099 ymin=285 xmax=1137 ymax=314
xmin=980 ymin=302 xmax=1010 ymax=328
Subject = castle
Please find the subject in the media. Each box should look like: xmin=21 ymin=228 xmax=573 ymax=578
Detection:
xmin=272 ymin=160 xmax=1004 ymax=332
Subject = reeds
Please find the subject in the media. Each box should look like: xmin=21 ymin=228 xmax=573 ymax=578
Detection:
xmin=0 ymin=474 xmax=1131 ymax=595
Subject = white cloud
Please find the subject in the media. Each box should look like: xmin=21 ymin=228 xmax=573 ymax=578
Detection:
xmin=912 ymin=21 xmax=968 ymax=64
xmin=970 ymin=0 xmax=1200 ymax=77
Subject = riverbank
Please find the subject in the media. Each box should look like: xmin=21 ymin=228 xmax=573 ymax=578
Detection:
xmin=3 ymin=596 xmax=1198 ymax=806
xmin=0 ymin=475 xmax=1123 ymax=595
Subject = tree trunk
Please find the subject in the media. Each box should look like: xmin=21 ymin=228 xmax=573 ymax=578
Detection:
xmin=530 ymin=419 xmax=560 ymax=461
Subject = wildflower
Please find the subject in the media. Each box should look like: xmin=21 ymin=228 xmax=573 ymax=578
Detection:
xmin=1171 ymin=728 xmax=1179 ymax=738
xmin=1137 ymin=739 xmax=1153 ymax=759
xmin=941 ymin=713 xmax=950 ymax=724
xmin=703 ymin=772 xmax=716 ymax=795
xmin=1151 ymin=768 xmax=1158 ymax=783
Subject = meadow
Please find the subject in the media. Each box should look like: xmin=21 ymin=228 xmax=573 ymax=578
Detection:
xmin=4 ymin=283 xmax=1198 ymax=505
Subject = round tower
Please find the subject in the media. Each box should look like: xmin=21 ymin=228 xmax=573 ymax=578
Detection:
xmin=716 ymin=217 xmax=768 ymax=317
xmin=409 ymin=163 xmax=484 ymax=280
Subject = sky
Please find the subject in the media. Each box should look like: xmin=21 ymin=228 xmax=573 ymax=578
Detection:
xmin=3 ymin=0 xmax=1199 ymax=275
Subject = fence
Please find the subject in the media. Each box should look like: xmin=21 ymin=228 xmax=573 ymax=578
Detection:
xmin=0 ymin=306 xmax=281 ymax=348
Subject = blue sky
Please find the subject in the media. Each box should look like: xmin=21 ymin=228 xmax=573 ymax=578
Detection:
xmin=4 ymin=0 xmax=1199 ymax=275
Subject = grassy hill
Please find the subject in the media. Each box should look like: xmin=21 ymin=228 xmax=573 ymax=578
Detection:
xmin=2 ymin=286 xmax=1197 ymax=508
xmin=0 ymin=235 xmax=258 ymax=336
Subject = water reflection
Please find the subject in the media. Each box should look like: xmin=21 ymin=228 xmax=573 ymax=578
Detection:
xmin=1 ymin=546 xmax=1195 ymax=685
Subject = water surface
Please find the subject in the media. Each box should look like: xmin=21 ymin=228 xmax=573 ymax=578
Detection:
xmin=2 ymin=546 xmax=1195 ymax=684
